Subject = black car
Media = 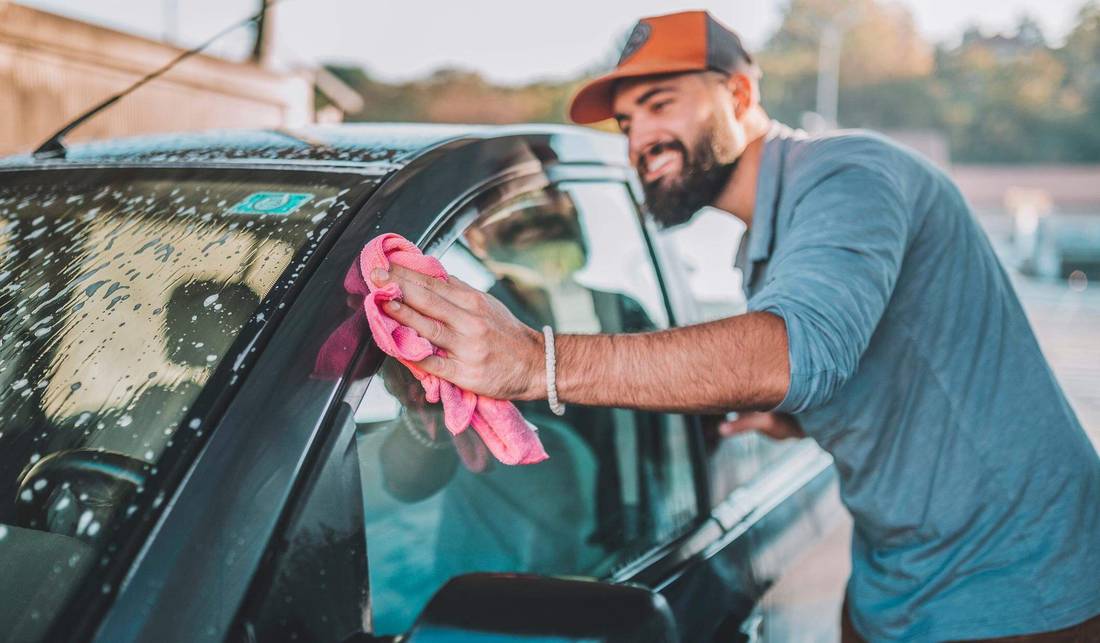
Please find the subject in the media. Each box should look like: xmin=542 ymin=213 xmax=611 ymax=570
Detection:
xmin=0 ymin=124 xmax=846 ymax=643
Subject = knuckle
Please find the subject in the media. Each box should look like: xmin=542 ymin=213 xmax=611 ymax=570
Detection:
xmin=468 ymin=293 xmax=489 ymax=313
xmin=468 ymin=318 xmax=489 ymax=336
xmin=430 ymin=318 xmax=446 ymax=343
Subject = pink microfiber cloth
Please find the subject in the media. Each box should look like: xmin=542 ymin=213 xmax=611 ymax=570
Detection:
xmin=359 ymin=233 xmax=548 ymax=466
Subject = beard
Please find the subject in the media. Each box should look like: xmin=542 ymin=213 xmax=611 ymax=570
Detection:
xmin=640 ymin=124 xmax=739 ymax=229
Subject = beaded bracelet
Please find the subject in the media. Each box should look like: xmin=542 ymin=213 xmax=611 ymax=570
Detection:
xmin=542 ymin=325 xmax=565 ymax=416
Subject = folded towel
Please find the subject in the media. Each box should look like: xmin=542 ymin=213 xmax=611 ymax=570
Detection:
xmin=360 ymin=233 xmax=548 ymax=466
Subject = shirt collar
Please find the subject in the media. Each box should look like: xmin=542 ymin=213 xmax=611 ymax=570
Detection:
xmin=747 ymin=120 xmax=793 ymax=264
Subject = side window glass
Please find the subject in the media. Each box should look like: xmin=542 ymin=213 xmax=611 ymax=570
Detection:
xmin=660 ymin=207 xmax=806 ymax=505
xmin=353 ymin=182 xmax=699 ymax=636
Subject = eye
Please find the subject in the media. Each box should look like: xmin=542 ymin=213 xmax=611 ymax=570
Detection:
xmin=652 ymin=99 xmax=672 ymax=113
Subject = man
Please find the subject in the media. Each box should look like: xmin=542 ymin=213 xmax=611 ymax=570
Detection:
xmin=371 ymin=10 xmax=1100 ymax=642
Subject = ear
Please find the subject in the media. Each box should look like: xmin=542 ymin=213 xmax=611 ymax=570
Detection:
xmin=725 ymin=72 xmax=756 ymax=118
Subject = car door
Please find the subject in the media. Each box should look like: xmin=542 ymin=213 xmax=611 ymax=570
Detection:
xmin=231 ymin=172 xmax=711 ymax=641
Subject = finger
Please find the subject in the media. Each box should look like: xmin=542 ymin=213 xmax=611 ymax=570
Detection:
xmin=376 ymin=264 xmax=465 ymax=304
xmin=392 ymin=278 xmax=475 ymax=330
xmin=409 ymin=354 xmax=456 ymax=381
xmin=439 ymin=274 xmax=489 ymax=308
xmin=383 ymin=300 xmax=460 ymax=350
xmin=718 ymin=412 xmax=773 ymax=437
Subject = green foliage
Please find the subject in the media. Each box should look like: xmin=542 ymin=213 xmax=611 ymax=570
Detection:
xmin=325 ymin=0 xmax=1100 ymax=164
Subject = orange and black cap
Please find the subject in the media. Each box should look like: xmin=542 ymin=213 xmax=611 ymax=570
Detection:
xmin=569 ymin=11 xmax=755 ymax=124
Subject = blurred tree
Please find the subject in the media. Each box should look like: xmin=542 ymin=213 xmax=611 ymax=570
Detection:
xmin=757 ymin=0 xmax=932 ymax=125
xmin=1060 ymin=1 xmax=1100 ymax=160
xmin=322 ymin=0 xmax=1100 ymax=164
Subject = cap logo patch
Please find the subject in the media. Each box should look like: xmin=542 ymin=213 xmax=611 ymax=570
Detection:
xmin=618 ymin=22 xmax=652 ymax=65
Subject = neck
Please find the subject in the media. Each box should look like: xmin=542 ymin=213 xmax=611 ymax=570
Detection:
xmin=711 ymin=109 xmax=771 ymax=228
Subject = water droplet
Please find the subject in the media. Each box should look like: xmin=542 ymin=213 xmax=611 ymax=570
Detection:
xmin=144 ymin=450 xmax=154 ymax=461
xmin=0 ymin=525 xmax=7 ymax=540
xmin=206 ymin=354 xmax=217 ymax=363
xmin=33 ymin=478 xmax=47 ymax=491
xmin=203 ymin=294 xmax=219 ymax=308
xmin=117 ymin=415 xmax=133 ymax=428
xmin=29 ymin=453 xmax=40 ymax=464
xmin=19 ymin=489 xmax=32 ymax=502
xmin=55 ymin=496 xmax=71 ymax=511
xmin=87 ymin=521 xmax=101 ymax=537
xmin=76 ymin=510 xmax=94 ymax=535
xmin=188 ymin=418 xmax=201 ymax=429
xmin=11 ymin=379 xmax=28 ymax=390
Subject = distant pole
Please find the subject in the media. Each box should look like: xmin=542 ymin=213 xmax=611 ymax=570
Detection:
xmin=815 ymin=9 xmax=859 ymax=129
xmin=816 ymin=23 xmax=842 ymax=127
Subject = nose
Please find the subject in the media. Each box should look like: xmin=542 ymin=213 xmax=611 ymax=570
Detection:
xmin=628 ymin=119 xmax=663 ymax=167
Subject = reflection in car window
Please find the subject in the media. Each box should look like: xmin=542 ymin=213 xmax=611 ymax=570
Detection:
xmin=355 ymin=182 xmax=697 ymax=635
xmin=659 ymin=207 xmax=806 ymax=505
xmin=0 ymin=170 xmax=363 ymax=641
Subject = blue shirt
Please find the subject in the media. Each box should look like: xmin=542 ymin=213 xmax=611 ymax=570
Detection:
xmin=741 ymin=122 xmax=1100 ymax=641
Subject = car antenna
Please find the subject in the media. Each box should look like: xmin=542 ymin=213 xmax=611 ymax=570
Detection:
xmin=32 ymin=0 xmax=280 ymax=160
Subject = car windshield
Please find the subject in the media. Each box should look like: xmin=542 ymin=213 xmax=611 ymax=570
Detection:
xmin=0 ymin=168 xmax=370 ymax=641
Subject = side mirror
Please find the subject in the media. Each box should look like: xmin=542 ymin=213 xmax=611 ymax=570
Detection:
xmin=405 ymin=573 xmax=679 ymax=643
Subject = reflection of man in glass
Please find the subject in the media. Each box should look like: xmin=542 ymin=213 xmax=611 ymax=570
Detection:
xmin=370 ymin=10 xmax=1100 ymax=643
xmin=368 ymin=356 xmax=606 ymax=630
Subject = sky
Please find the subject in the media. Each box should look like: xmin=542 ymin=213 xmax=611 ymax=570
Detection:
xmin=18 ymin=0 xmax=1091 ymax=85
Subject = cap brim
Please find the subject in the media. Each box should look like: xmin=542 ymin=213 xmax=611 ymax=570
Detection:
xmin=568 ymin=61 xmax=705 ymax=124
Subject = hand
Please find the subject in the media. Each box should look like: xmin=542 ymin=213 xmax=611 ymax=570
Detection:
xmin=371 ymin=265 xmax=546 ymax=401
xmin=718 ymin=411 xmax=805 ymax=440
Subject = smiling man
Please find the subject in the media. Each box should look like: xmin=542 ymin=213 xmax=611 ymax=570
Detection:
xmin=371 ymin=10 xmax=1100 ymax=642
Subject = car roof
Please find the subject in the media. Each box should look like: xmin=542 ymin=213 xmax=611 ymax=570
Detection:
xmin=0 ymin=123 xmax=628 ymax=173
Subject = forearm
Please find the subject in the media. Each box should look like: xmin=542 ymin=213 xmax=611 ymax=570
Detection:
xmin=544 ymin=312 xmax=790 ymax=413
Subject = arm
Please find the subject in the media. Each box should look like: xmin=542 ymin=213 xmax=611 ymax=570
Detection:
xmin=374 ymin=163 xmax=908 ymax=416
xmin=747 ymin=165 xmax=910 ymax=413
xmin=552 ymin=312 xmax=790 ymax=412
xmin=371 ymin=266 xmax=790 ymax=413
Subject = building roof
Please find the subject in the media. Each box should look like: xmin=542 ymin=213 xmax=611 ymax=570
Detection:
xmin=951 ymin=164 xmax=1100 ymax=214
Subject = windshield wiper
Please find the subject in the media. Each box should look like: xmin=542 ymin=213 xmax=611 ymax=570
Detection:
xmin=32 ymin=1 xmax=279 ymax=160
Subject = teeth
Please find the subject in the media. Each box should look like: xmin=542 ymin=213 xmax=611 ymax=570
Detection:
xmin=648 ymin=151 xmax=676 ymax=173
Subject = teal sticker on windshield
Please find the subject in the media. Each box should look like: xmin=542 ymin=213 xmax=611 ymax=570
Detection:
xmin=229 ymin=192 xmax=314 ymax=216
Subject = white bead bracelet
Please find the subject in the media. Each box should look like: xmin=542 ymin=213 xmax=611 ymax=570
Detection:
xmin=542 ymin=325 xmax=565 ymax=416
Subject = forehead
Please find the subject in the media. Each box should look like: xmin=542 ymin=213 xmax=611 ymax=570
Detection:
xmin=611 ymin=72 xmax=704 ymax=114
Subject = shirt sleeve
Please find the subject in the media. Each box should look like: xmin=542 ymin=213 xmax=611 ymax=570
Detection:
xmin=748 ymin=165 xmax=910 ymax=413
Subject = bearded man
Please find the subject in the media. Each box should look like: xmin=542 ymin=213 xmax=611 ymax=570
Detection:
xmin=371 ymin=11 xmax=1100 ymax=642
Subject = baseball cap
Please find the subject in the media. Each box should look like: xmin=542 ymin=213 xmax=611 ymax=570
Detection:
xmin=568 ymin=10 xmax=755 ymax=124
